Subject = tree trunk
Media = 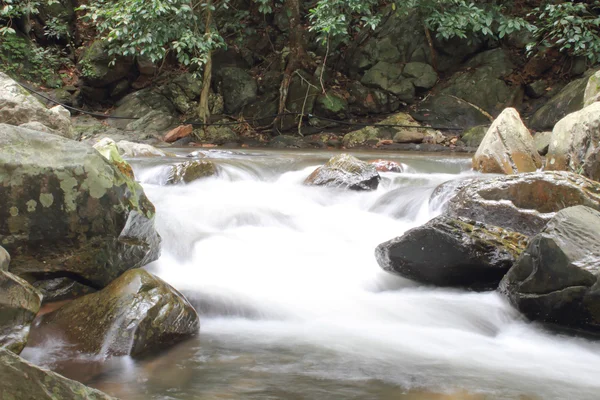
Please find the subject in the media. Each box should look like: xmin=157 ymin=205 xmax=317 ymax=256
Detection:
xmin=197 ymin=0 xmax=213 ymax=125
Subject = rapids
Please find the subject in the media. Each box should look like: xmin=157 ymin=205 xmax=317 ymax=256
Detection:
xmin=22 ymin=150 xmax=600 ymax=400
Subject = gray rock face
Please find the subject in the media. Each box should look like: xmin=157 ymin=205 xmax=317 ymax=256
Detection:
xmin=342 ymin=113 xmax=426 ymax=148
xmin=304 ymin=154 xmax=380 ymax=191
xmin=0 ymin=125 xmax=161 ymax=289
xmin=376 ymin=216 xmax=528 ymax=289
xmin=0 ymin=270 xmax=42 ymax=354
xmin=546 ymin=102 xmax=600 ymax=182
xmin=499 ymin=206 xmax=600 ymax=332
xmin=0 ymin=246 xmax=8 ymax=271
xmin=31 ymin=269 xmax=199 ymax=357
xmin=472 ymin=108 xmax=542 ymax=174
xmin=403 ymin=62 xmax=438 ymax=89
xmin=583 ymin=70 xmax=600 ymax=107
xmin=218 ymin=67 xmax=258 ymax=113
xmin=0 ymin=72 xmax=74 ymax=138
xmin=533 ymin=131 xmax=552 ymax=156
xmin=109 ymin=89 xmax=176 ymax=131
xmin=461 ymin=125 xmax=489 ymax=148
xmin=0 ymin=348 xmax=116 ymax=399
xmin=168 ymin=160 xmax=218 ymax=184
xmin=444 ymin=171 xmax=600 ymax=236
xmin=411 ymin=94 xmax=492 ymax=130
xmin=361 ymin=61 xmax=415 ymax=101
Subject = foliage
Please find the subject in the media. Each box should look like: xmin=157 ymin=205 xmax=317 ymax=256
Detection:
xmin=79 ymin=0 xmax=227 ymax=72
xmin=527 ymin=2 xmax=600 ymax=63
xmin=308 ymin=0 xmax=381 ymax=43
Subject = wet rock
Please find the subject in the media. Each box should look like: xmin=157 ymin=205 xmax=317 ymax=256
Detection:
xmin=32 ymin=277 xmax=96 ymax=303
xmin=304 ymin=154 xmax=380 ymax=191
xmin=78 ymin=40 xmax=133 ymax=88
xmin=164 ymin=124 xmax=193 ymax=143
xmin=0 ymin=72 xmax=74 ymax=138
xmin=583 ymin=70 xmax=600 ymax=107
xmin=0 ymin=125 xmax=161 ymax=288
xmin=0 ymin=246 xmax=8 ymax=271
xmin=411 ymin=94 xmax=492 ymax=130
xmin=116 ymin=140 xmax=168 ymax=157
xmin=461 ymin=125 xmax=488 ymax=148
xmin=473 ymin=108 xmax=542 ymax=174
xmin=193 ymin=125 xmax=238 ymax=145
xmin=376 ymin=216 xmax=528 ymax=289
xmin=534 ymin=131 xmax=552 ymax=156
xmin=168 ymin=160 xmax=217 ymax=184
xmin=302 ymin=133 xmax=341 ymax=149
xmin=369 ymin=159 xmax=403 ymax=173
xmin=93 ymin=137 xmax=135 ymax=178
xmin=546 ymin=102 xmax=600 ymax=181
xmin=33 ymin=269 xmax=199 ymax=357
xmin=0 ymin=270 xmax=42 ymax=354
xmin=0 ymin=348 xmax=116 ymax=399
xmin=445 ymin=171 xmax=600 ymax=236
xmin=217 ymin=67 xmax=257 ymax=114
xmin=499 ymin=206 xmax=600 ymax=332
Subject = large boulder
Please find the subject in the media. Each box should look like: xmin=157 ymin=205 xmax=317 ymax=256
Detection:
xmin=342 ymin=113 xmax=427 ymax=148
xmin=472 ymin=108 xmax=542 ymax=174
xmin=411 ymin=94 xmax=492 ymax=130
xmin=115 ymin=140 xmax=168 ymax=157
xmin=0 ymin=72 xmax=74 ymax=138
xmin=78 ymin=40 xmax=134 ymax=87
xmin=0 ymin=125 xmax=160 ymax=288
xmin=444 ymin=171 xmax=600 ymax=236
xmin=0 ymin=270 xmax=42 ymax=354
xmin=499 ymin=206 xmax=600 ymax=332
xmin=376 ymin=216 xmax=528 ymax=289
xmin=545 ymin=102 xmax=600 ymax=182
xmin=168 ymin=160 xmax=218 ymax=184
xmin=304 ymin=154 xmax=380 ymax=191
xmin=583 ymin=70 xmax=600 ymax=107
xmin=0 ymin=348 xmax=115 ymax=399
xmin=108 ymin=89 xmax=176 ymax=131
xmin=31 ymin=269 xmax=199 ymax=357
xmin=461 ymin=125 xmax=488 ymax=148
xmin=361 ymin=61 xmax=415 ymax=101
xmin=217 ymin=67 xmax=257 ymax=114
xmin=93 ymin=137 xmax=135 ymax=178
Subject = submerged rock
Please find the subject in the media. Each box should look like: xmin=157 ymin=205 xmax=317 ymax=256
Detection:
xmin=0 ymin=348 xmax=115 ymax=399
xmin=369 ymin=159 xmax=403 ymax=173
xmin=545 ymin=102 xmax=600 ymax=182
xmin=0 ymin=270 xmax=42 ymax=354
xmin=168 ymin=160 xmax=218 ymax=184
xmin=33 ymin=269 xmax=199 ymax=357
xmin=304 ymin=154 xmax=380 ymax=191
xmin=472 ymin=108 xmax=542 ymax=174
xmin=376 ymin=216 xmax=528 ymax=289
xmin=0 ymin=125 xmax=161 ymax=288
xmin=445 ymin=171 xmax=600 ymax=236
xmin=500 ymin=206 xmax=600 ymax=332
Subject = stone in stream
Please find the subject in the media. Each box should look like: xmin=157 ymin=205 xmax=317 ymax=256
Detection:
xmin=0 ymin=348 xmax=116 ymax=399
xmin=369 ymin=159 xmax=403 ymax=173
xmin=443 ymin=171 xmax=600 ymax=236
xmin=545 ymin=102 xmax=600 ymax=182
xmin=376 ymin=215 xmax=528 ymax=289
xmin=304 ymin=154 xmax=381 ymax=191
xmin=499 ymin=206 xmax=600 ymax=333
xmin=167 ymin=160 xmax=218 ymax=184
xmin=31 ymin=269 xmax=199 ymax=357
xmin=0 ymin=124 xmax=161 ymax=290
xmin=472 ymin=108 xmax=542 ymax=174
xmin=93 ymin=137 xmax=135 ymax=178
xmin=0 ymin=270 xmax=42 ymax=354
xmin=116 ymin=139 xmax=168 ymax=157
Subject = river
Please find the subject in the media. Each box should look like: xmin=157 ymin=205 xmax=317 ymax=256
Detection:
xmin=22 ymin=149 xmax=600 ymax=400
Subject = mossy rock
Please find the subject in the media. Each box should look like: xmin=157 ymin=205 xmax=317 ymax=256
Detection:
xmin=461 ymin=125 xmax=489 ymax=148
xmin=78 ymin=41 xmax=133 ymax=87
xmin=93 ymin=137 xmax=135 ymax=178
xmin=193 ymin=126 xmax=239 ymax=145
xmin=0 ymin=124 xmax=160 ymax=289
xmin=31 ymin=269 xmax=199 ymax=357
xmin=0 ymin=348 xmax=115 ymax=399
xmin=304 ymin=154 xmax=380 ymax=191
xmin=168 ymin=160 xmax=218 ymax=184
xmin=315 ymin=92 xmax=348 ymax=118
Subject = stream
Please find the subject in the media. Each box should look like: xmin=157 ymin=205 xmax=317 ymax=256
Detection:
xmin=22 ymin=149 xmax=600 ymax=400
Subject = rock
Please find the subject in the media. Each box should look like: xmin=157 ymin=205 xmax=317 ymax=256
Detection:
xmin=0 ymin=348 xmax=116 ymax=399
xmin=279 ymin=70 xmax=321 ymax=131
xmin=314 ymin=92 xmax=348 ymax=118
xmin=269 ymin=135 xmax=305 ymax=149
xmin=32 ymin=277 xmax=95 ymax=303
xmin=525 ymin=80 xmax=548 ymax=99
xmin=546 ymin=102 xmax=600 ymax=181
xmin=0 ymin=72 xmax=74 ymax=138
xmin=164 ymin=124 xmax=193 ymax=143
xmin=159 ymin=82 xmax=194 ymax=114
xmin=347 ymin=81 xmax=396 ymax=115
xmin=499 ymin=206 xmax=600 ymax=332
xmin=528 ymin=74 xmax=589 ymax=131
xmin=369 ymin=159 xmax=403 ymax=172
xmin=0 ymin=125 xmax=161 ymax=288
xmin=583 ymin=70 xmax=600 ymax=107
xmin=0 ymin=246 xmax=8 ymax=271
xmin=173 ymin=73 xmax=203 ymax=100
xmin=116 ymin=140 xmax=167 ymax=157
xmin=93 ymin=137 xmax=135 ymax=178
xmin=0 ymin=270 xmax=42 ymax=354
xmin=342 ymin=113 xmax=427 ymax=148
xmin=534 ymin=131 xmax=552 ymax=156
xmin=411 ymin=94 xmax=492 ymax=130
xmin=302 ymin=133 xmax=340 ymax=149
xmin=168 ymin=160 xmax=217 ymax=184
xmin=109 ymin=89 xmax=176 ymax=131
xmin=217 ymin=67 xmax=257 ymax=114
xmin=32 ymin=269 xmax=199 ymax=357
xmin=304 ymin=154 xmax=380 ymax=191
xmin=78 ymin=40 xmax=134 ymax=87
xmin=342 ymin=126 xmax=380 ymax=148
xmin=445 ymin=171 xmax=600 ymax=236
xmin=472 ymin=108 xmax=542 ymax=174
xmin=361 ymin=61 xmax=415 ymax=101
xmin=136 ymin=56 xmax=157 ymax=76
xmin=193 ymin=125 xmax=238 ymax=145
xmin=376 ymin=216 xmax=528 ymax=289
xmin=402 ymin=62 xmax=438 ymax=90
xmin=18 ymin=121 xmax=61 ymax=136
xmin=461 ymin=125 xmax=488 ymax=148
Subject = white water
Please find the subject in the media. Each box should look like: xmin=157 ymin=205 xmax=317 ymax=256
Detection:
xmin=24 ymin=150 xmax=600 ymax=399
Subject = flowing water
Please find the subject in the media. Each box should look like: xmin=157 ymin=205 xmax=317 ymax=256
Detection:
xmin=22 ymin=150 xmax=600 ymax=400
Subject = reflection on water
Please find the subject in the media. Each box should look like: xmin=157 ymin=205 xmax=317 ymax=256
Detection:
xmin=21 ymin=150 xmax=600 ymax=400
